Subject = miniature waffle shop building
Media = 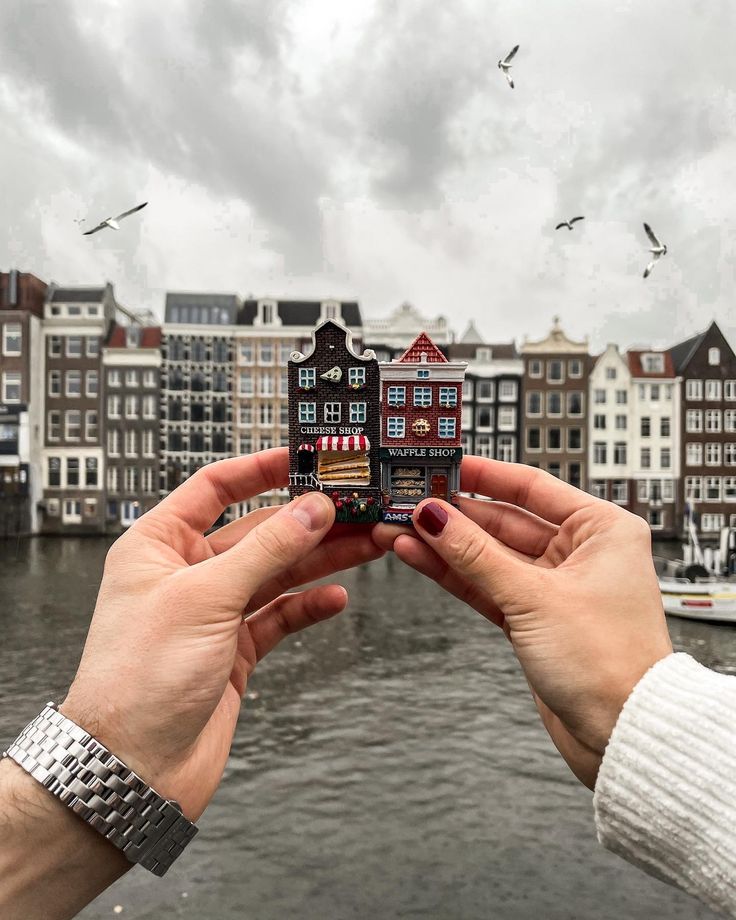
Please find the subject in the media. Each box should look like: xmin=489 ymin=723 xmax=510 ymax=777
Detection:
xmin=288 ymin=322 xmax=467 ymax=524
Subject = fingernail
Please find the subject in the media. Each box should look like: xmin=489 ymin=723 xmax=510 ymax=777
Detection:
xmin=416 ymin=502 xmax=448 ymax=536
xmin=291 ymin=492 xmax=331 ymax=532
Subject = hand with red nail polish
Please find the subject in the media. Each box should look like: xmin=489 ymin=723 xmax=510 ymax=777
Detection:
xmin=373 ymin=456 xmax=672 ymax=790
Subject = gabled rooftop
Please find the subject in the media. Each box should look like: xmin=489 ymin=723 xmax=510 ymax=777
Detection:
xmin=398 ymin=332 xmax=448 ymax=364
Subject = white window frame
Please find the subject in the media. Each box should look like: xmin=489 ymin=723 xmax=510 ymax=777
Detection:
xmin=686 ymin=442 xmax=703 ymax=466
xmin=2 ymin=322 xmax=22 ymax=356
xmin=348 ymin=367 xmax=366 ymax=387
xmin=2 ymin=372 xmax=21 ymax=403
xmin=387 ymin=385 xmax=406 ymax=407
xmin=349 ymin=402 xmax=366 ymax=424
xmin=498 ymin=380 xmax=517 ymax=401
xmin=387 ymin=417 xmax=405 ymax=438
xmin=439 ymin=386 xmax=458 ymax=407
xmin=686 ymin=409 xmax=703 ymax=433
xmin=413 ymin=386 xmax=432 ymax=408
xmin=528 ymin=360 xmax=542 ymax=379
xmin=65 ymin=410 xmax=81 ymax=441
xmin=298 ymin=402 xmax=316 ymax=424
xmin=686 ymin=379 xmax=703 ymax=401
xmin=298 ymin=367 xmax=316 ymax=389
xmin=65 ymin=370 xmax=81 ymax=398
xmin=324 ymin=403 xmax=341 ymax=423
xmin=705 ymin=379 xmax=722 ymax=400
xmin=438 ymin=417 xmax=456 ymax=439
xmin=706 ymin=442 xmax=722 ymax=466
xmin=66 ymin=336 xmax=82 ymax=358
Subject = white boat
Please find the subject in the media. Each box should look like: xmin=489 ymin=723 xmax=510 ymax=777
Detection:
xmin=656 ymin=522 xmax=736 ymax=624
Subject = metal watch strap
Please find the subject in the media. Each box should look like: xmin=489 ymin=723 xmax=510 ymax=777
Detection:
xmin=2 ymin=703 xmax=198 ymax=876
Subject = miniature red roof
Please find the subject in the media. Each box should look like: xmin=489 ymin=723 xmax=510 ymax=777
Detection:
xmin=626 ymin=349 xmax=675 ymax=378
xmin=398 ymin=332 xmax=447 ymax=364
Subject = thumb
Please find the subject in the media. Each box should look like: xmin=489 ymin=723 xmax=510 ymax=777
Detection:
xmin=208 ymin=491 xmax=336 ymax=600
xmin=412 ymin=499 xmax=530 ymax=608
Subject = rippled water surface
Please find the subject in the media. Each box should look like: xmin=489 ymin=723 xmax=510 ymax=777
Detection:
xmin=0 ymin=537 xmax=729 ymax=919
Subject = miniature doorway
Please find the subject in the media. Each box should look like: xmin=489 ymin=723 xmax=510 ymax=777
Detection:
xmin=297 ymin=445 xmax=316 ymax=475
xmin=430 ymin=473 xmax=448 ymax=500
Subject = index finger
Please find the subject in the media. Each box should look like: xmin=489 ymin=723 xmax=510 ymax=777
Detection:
xmin=148 ymin=448 xmax=289 ymax=533
xmin=460 ymin=455 xmax=599 ymax=525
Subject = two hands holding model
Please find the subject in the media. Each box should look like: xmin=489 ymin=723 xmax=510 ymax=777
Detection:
xmin=1 ymin=447 xmax=735 ymax=920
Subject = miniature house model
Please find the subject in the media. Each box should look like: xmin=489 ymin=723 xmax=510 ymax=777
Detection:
xmin=288 ymin=321 xmax=467 ymax=524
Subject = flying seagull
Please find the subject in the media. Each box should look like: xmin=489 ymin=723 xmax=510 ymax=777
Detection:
xmin=498 ymin=45 xmax=519 ymax=89
xmin=83 ymin=202 xmax=148 ymax=236
xmin=642 ymin=223 xmax=667 ymax=278
xmin=555 ymin=216 xmax=585 ymax=231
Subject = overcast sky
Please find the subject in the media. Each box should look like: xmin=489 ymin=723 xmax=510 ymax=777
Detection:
xmin=2 ymin=0 xmax=735 ymax=351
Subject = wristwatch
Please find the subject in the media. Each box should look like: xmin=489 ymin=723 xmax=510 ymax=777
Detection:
xmin=2 ymin=702 xmax=198 ymax=876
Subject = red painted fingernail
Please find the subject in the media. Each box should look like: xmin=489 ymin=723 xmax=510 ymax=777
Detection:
xmin=417 ymin=502 xmax=448 ymax=536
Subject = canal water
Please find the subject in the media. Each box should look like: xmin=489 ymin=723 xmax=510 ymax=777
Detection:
xmin=0 ymin=537 xmax=728 ymax=920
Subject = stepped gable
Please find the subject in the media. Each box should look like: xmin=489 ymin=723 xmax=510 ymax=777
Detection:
xmin=398 ymin=332 xmax=448 ymax=364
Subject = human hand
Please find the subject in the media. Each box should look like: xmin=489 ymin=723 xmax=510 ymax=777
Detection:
xmin=62 ymin=448 xmax=384 ymax=820
xmin=373 ymin=456 xmax=673 ymax=789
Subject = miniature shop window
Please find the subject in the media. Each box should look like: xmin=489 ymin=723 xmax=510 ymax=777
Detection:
xmin=348 ymin=367 xmax=366 ymax=388
xmin=298 ymin=402 xmax=316 ymax=423
xmin=387 ymin=386 xmax=405 ymax=406
xmin=349 ymin=402 xmax=366 ymax=424
xmin=324 ymin=403 xmax=341 ymax=423
xmin=316 ymin=435 xmax=370 ymax=486
xmin=439 ymin=387 xmax=457 ymax=408
xmin=387 ymin=417 xmax=405 ymax=438
xmin=298 ymin=368 xmax=316 ymax=389
xmin=414 ymin=387 xmax=432 ymax=408
xmin=438 ymin=418 xmax=456 ymax=438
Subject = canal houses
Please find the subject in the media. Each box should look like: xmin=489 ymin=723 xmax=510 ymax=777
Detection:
xmin=288 ymin=319 xmax=382 ymax=523
xmin=379 ymin=333 xmax=467 ymax=524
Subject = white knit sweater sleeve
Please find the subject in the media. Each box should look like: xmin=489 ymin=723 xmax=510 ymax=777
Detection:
xmin=594 ymin=652 xmax=736 ymax=918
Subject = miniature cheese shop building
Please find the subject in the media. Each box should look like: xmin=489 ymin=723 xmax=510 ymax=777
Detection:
xmin=379 ymin=333 xmax=467 ymax=524
xmin=288 ymin=320 xmax=382 ymax=522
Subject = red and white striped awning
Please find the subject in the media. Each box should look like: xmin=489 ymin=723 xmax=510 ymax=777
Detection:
xmin=316 ymin=435 xmax=370 ymax=451
xmin=298 ymin=443 xmax=315 ymax=452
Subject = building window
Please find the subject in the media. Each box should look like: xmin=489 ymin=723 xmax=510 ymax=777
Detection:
xmin=605 ymin=367 xmax=617 ymax=380
xmin=640 ymin=447 xmax=651 ymax=469
xmin=724 ymin=477 xmax=736 ymax=501
xmin=259 ymin=373 xmax=275 ymax=397
xmin=529 ymin=360 xmax=542 ymax=378
xmin=85 ymin=337 xmax=99 ymax=358
xmin=498 ymin=380 xmax=517 ymax=401
xmin=259 ymin=404 xmax=274 ymax=426
xmin=239 ymin=435 xmax=253 ymax=454
xmin=108 ymin=369 xmax=121 ymax=388
xmin=548 ymin=462 xmax=561 ymax=479
xmin=705 ymin=410 xmax=722 ymax=433
xmin=298 ymin=403 xmax=316 ymax=424
xmin=594 ymin=389 xmax=606 ymax=405
xmin=348 ymin=367 xmax=366 ymax=387
xmin=438 ymin=418 xmax=456 ymax=438
xmin=569 ymin=359 xmax=582 ymax=378
xmin=497 ymin=435 xmax=515 ymax=462
xmin=125 ymin=430 xmax=137 ymax=457
xmin=641 ymin=417 xmax=651 ymax=437
xmin=476 ymin=434 xmax=493 ymax=457
xmin=125 ymin=467 xmax=139 ymax=493
xmin=240 ymin=342 xmax=254 ymax=364
xmin=548 ymin=360 xmax=564 ymax=382
xmin=387 ymin=417 xmax=405 ymax=438
xmin=648 ymin=509 xmax=663 ymax=530
xmin=280 ymin=370 xmax=288 ymax=397
xmin=66 ymin=336 xmax=82 ymax=358
xmin=547 ymin=393 xmax=562 ymax=416
xmin=526 ymin=392 xmax=542 ymax=416
xmin=686 ymin=379 xmax=703 ymax=401
xmin=240 ymin=405 xmax=253 ymax=426
xmin=108 ymin=395 xmax=121 ymax=418
xmin=726 ymin=410 xmax=736 ymax=433
xmin=568 ymin=463 xmax=582 ymax=488
xmin=477 ymin=380 xmax=494 ymax=400
xmin=593 ymin=414 xmax=606 ymax=430
xmin=239 ymin=371 xmax=254 ymax=397
xmin=142 ymin=467 xmax=155 ymax=494
xmin=86 ymin=371 xmax=98 ymax=397
xmin=702 ymin=513 xmax=725 ymax=532
xmin=280 ymin=403 xmax=289 ymax=426
xmin=685 ymin=476 xmax=702 ymax=500
xmin=476 ymin=405 xmax=494 ymax=429
xmin=142 ymin=430 xmax=155 ymax=457
xmin=642 ymin=353 xmax=664 ymax=373
xmin=591 ymin=481 xmax=607 ymax=499
xmin=48 ymin=457 xmax=61 ymax=487
xmin=416 ymin=369 xmax=430 ymax=379
xmin=65 ymin=371 xmax=81 ymax=397
xmin=85 ymin=411 xmax=98 ymax=442
xmin=324 ymin=403 xmax=341 ymax=423
xmin=387 ymin=386 xmax=406 ymax=406
xmin=48 ymin=336 xmax=62 ymax=357
xmin=593 ymin=442 xmax=607 ymax=464
xmin=497 ymin=406 xmax=516 ymax=430
xmin=650 ymin=384 xmax=660 ymax=402
xmin=706 ymin=443 xmax=722 ymax=466
xmin=616 ymin=390 xmax=627 ymax=405
xmin=613 ymin=442 xmax=627 ymax=465
xmin=142 ymin=395 xmax=156 ymax=419
xmin=660 ymin=416 xmax=671 ymax=437
xmin=568 ymin=392 xmax=583 ymax=416
xmin=612 ymin=480 xmax=628 ymax=503
xmin=686 ymin=442 xmax=703 ymax=466
xmin=725 ymin=381 xmax=736 ymax=401
xmin=548 ymin=428 xmax=562 ymax=451
xmin=107 ymin=429 xmax=120 ymax=456
xmin=47 ymin=410 xmax=61 ymax=441
xmin=125 ymin=396 xmax=138 ymax=419
xmin=705 ymin=477 xmax=722 ymax=502
xmin=706 ymin=380 xmax=722 ymax=400
xmin=615 ymin=414 xmax=627 ymax=430
xmin=2 ymin=372 xmax=21 ymax=403
xmin=143 ymin=370 xmax=156 ymax=388
xmin=2 ymin=323 xmax=22 ymax=355
xmin=66 ymin=457 xmax=80 ymax=487
xmin=414 ymin=387 xmax=432 ymax=407
xmin=85 ymin=457 xmax=98 ymax=487
xmin=527 ymin=428 xmax=541 ymax=451
xmin=709 ymin=347 xmax=721 ymax=366
xmin=107 ymin=466 xmax=119 ymax=494
xmin=123 ymin=370 xmax=138 ymax=388
xmin=686 ymin=410 xmax=703 ymax=433
xmin=568 ymin=428 xmax=582 ymax=451
xmin=439 ymin=386 xmax=458 ymax=407
xmin=349 ymin=402 xmax=366 ymax=424
xmin=260 ymin=343 xmax=274 ymax=365
xmin=297 ymin=367 xmax=315 ymax=390
xmin=661 ymin=447 xmax=671 ymax=469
